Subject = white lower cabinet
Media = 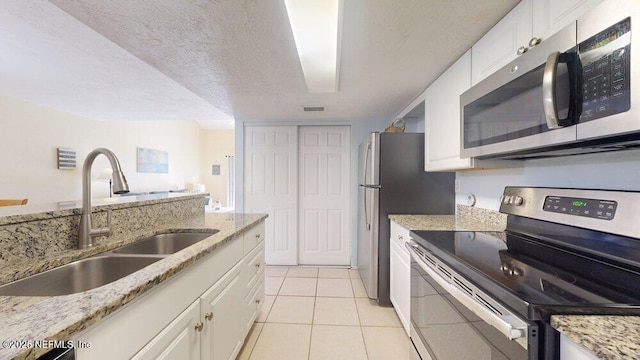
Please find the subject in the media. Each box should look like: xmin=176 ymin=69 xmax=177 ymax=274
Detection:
xmin=200 ymin=262 xmax=244 ymax=360
xmin=560 ymin=333 xmax=599 ymax=360
xmin=132 ymin=301 xmax=201 ymax=360
xmin=75 ymin=220 xmax=265 ymax=360
xmin=389 ymin=221 xmax=411 ymax=335
xmin=134 ymin=262 xmax=245 ymax=360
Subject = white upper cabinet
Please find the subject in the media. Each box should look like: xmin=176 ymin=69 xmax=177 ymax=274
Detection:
xmin=424 ymin=50 xmax=473 ymax=171
xmin=532 ymin=0 xmax=604 ymax=41
xmin=471 ymin=0 xmax=532 ymax=85
xmin=472 ymin=0 xmax=605 ymax=85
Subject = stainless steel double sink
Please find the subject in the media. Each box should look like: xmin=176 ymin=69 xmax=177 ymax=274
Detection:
xmin=0 ymin=231 xmax=218 ymax=297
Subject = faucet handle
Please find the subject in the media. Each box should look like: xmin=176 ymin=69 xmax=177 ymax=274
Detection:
xmin=89 ymin=209 xmax=113 ymax=238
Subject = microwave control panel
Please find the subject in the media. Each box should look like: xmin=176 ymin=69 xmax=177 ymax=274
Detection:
xmin=579 ymin=17 xmax=631 ymax=122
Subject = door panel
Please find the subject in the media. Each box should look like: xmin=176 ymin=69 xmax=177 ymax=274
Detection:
xmin=200 ymin=263 xmax=244 ymax=360
xmin=132 ymin=301 xmax=200 ymax=360
xmin=299 ymin=126 xmax=351 ymax=265
xmin=244 ymin=126 xmax=298 ymax=265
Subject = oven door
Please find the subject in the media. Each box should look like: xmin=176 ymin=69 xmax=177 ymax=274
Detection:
xmin=460 ymin=22 xmax=578 ymax=159
xmin=407 ymin=242 xmax=537 ymax=360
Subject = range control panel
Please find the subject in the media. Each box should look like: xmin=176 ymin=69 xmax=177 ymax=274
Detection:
xmin=543 ymin=196 xmax=617 ymax=220
xmin=499 ymin=187 xmax=638 ymax=239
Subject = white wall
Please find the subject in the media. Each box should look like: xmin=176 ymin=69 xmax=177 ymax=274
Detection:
xmin=0 ymin=95 xmax=205 ymax=204
xmin=201 ymin=129 xmax=234 ymax=207
xmin=234 ymin=117 xmax=391 ymax=266
xmin=456 ymin=149 xmax=640 ymax=210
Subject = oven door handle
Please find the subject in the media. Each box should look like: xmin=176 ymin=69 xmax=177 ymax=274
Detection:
xmin=407 ymin=242 xmax=527 ymax=343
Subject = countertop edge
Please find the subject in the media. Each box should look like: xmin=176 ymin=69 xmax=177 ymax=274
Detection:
xmin=551 ymin=315 xmax=640 ymax=359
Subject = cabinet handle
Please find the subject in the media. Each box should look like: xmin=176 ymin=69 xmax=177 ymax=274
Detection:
xmin=517 ymin=46 xmax=528 ymax=55
xmin=205 ymin=312 xmax=213 ymax=321
xmin=256 ymin=298 xmax=261 ymax=304
xmin=398 ymin=235 xmax=403 ymax=240
xmin=255 ymin=233 xmax=261 ymax=239
xmin=255 ymin=263 xmax=261 ymax=269
xmin=529 ymin=37 xmax=541 ymax=47
xmin=195 ymin=322 xmax=204 ymax=332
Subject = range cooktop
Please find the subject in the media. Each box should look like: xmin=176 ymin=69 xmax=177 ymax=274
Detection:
xmin=410 ymin=187 xmax=640 ymax=321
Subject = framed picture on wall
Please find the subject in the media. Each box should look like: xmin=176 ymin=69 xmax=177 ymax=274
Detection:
xmin=137 ymin=147 xmax=168 ymax=174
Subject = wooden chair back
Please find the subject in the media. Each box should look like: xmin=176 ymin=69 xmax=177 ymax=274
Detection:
xmin=0 ymin=199 xmax=28 ymax=207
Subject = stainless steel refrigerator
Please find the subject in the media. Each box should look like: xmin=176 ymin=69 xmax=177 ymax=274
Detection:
xmin=357 ymin=132 xmax=454 ymax=306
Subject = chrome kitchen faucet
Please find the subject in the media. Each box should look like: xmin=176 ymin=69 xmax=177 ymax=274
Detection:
xmin=78 ymin=148 xmax=129 ymax=248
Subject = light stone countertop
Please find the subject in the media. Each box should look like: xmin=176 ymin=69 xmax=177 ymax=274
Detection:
xmin=552 ymin=315 xmax=640 ymax=359
xmin=390 ymin=206 xmax=640 ymax=360
xmin=0 ymin=212 xmax=267 ymax=360
xmin=0 ymin=192 xmax=205 ymax=226
xmin=389 ymin=205 xmax=507 ymax=232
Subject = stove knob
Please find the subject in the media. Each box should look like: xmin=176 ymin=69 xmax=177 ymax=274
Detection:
xmin=513 ymin=196 xmax=524 ymax=206
xmin=509 ymin=268 xmax=523 ymax=276
xmin=500 ymin=263 xmax=510 ymax=272
xmin=502 ymin=196 xmax=513 ymax=205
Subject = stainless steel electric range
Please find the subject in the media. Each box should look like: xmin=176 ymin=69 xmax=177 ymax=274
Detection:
xmin=407 ymin=187 xmax=640 ymax=360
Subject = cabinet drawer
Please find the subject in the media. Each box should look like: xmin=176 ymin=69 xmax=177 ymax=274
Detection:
xmin=244 ymin=277 xmax=265 ymax=335
xmin=390 ymin=221 xmax=411 ymax=248
xmin=243 ymin=221 xmax=265 ymax=255
xmin=243 ymin=242 xmax=265 ymax=295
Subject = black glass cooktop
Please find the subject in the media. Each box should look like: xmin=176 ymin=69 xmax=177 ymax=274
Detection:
xmin=410 ymin=229 xmax=640 ymax=320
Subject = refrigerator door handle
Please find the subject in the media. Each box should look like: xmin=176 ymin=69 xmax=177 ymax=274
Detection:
xmin=364 ymin=187 xmax=371 ymax=230
xmin=363 ymin=142 xmax=372 ymax=230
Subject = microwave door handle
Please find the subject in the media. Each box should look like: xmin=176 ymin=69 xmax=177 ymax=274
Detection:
xmin=543 ymin=51 xmax=562 ymax=129
xmin=543 ymin=51 xmax=580 ymax=129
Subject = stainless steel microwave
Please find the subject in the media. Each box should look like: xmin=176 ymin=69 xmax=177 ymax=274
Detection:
xmin=461 ymin=0 xmax=640 ymax=159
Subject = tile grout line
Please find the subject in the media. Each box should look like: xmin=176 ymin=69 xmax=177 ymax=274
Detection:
xmin=353 ymin=277 xmax=371 ymax=360
xmin=245 ymin=322 xmax=265 ymax=360
xmin=307 ymin=272 xmax=320 ymax=360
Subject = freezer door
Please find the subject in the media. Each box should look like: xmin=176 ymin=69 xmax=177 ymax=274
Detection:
xmin=358 ymin=185 xmax=379 ymax=299
xmin=359 ymin=133 xmax=380 ymax=186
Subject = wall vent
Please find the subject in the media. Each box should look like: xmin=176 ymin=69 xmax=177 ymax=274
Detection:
xmin=302 ymin=105 xmax=327 ymax=112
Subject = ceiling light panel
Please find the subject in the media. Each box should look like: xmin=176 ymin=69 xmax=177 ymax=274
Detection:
xmin=284 ymin=0 xmax=341 ymax=93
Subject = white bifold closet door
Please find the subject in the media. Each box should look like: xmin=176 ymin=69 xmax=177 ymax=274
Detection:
xmin=244 ymin=125 xmax=351 ymax=266
xmin=244 ymin=126 xmax=298 ymax=265
xmin=298 ymin=126 xmax=351 ymax=265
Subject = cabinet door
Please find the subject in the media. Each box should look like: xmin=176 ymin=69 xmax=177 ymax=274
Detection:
xmin=201 ymin=262 xmax=245 ymax=360
xmin=532 ymin=0 xmax=604 ymax=40
xmin=424 ymin=50 xmax=473 ymax=171
xmin=560 ymin=333 xmax=599 ymax=359
xmin=132 ymin=301 xmax=201 ymax=360
xmin=390 ymin=234 xmax=411 ymax=336
xmin=471 ymin=0 xmax=532 ymax=85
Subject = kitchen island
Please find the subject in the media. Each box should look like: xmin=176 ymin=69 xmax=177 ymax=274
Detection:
xmin=0 ymin=193 xmax=266 ymax=360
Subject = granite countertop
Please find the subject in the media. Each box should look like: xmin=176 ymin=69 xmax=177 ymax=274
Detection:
xmin=0 ymin=192 xmax=205 ymax=226
xmin=0 ymin=212 xmax=267 ymax=360
xmin=390 ymin=206 xmax=640 ymax=360
xmin=552 ymin=315 xmax=640 ymax=359
xmin=389 ymin=205 xmax=507 ymax=232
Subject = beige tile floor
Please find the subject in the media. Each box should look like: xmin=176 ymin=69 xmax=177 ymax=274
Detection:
xmin=237 ymin=266 xmax=410 ymax=360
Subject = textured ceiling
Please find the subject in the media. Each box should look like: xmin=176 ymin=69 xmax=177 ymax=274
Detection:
xmin=0 ymin=0 xmax=519 ymax=128
xmin=0 ymin=1 xmax=233 ymax=128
